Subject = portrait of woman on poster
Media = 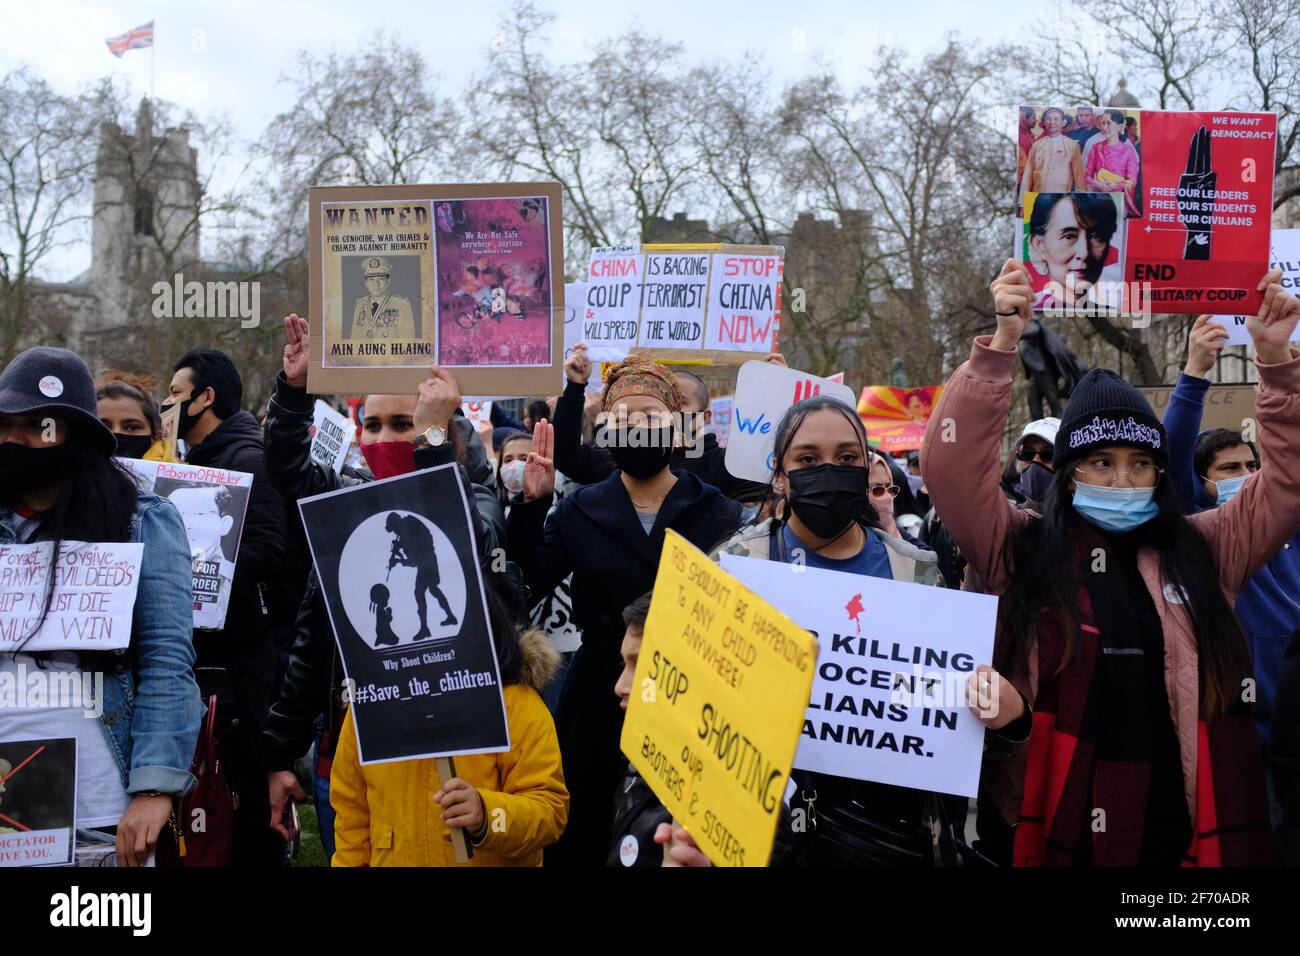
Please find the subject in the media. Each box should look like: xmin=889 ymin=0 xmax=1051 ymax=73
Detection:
xmin=1086 ymin=110 xmax=1141 ymax=217
xmin=1025 ymin=192 xmax=1122 ymax=312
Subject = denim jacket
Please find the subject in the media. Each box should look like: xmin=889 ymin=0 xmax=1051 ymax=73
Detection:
xmin=0 ymin=492 xmax=203 ymax=795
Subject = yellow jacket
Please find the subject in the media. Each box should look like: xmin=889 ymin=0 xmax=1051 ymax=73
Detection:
xmin=330 ymin=631 xmax=569 ymax=866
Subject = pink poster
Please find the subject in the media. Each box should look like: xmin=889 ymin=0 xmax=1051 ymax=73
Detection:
xmin=434 ymin=197 xmax=554 ymax=368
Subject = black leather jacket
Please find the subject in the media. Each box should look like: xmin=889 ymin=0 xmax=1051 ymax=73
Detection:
xmin=257 ymin=373 xmax=507 ymax=771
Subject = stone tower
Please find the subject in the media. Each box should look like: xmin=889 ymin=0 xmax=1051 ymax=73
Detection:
xmin=89 ymin=98 xmax=200 ymax=328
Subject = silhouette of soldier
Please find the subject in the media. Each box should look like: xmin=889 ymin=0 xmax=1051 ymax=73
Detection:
xmin=369 ymin=583 xmax=400 ymax=648
xmin=385 ymin=512 xmax=457 ymax=641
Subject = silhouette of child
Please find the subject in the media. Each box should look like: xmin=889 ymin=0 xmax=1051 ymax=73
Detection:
xmin=370 ymin=583 xmax=400 ymax=648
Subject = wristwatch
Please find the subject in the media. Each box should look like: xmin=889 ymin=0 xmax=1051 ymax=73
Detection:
xmin=423 ymin=425 xmax=447 ymax=447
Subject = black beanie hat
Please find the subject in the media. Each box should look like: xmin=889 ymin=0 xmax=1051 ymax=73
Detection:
xmin=0 ymin=346 xmax=116 ymax=452
xmin=1056 ymin=368 xmax=1167 ymax=469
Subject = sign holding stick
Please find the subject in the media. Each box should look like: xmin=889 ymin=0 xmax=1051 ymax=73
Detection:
xmin=620 ymin=531 xmax=816 ymax=866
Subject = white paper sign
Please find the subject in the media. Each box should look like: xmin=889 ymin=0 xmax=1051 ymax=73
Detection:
xmin=723 ymin=361 xmax=857 ymax=483
xmin=0 ymin=543 xmax=142 ymax=652
xmin=1226 ymin=229 xmax=1300 ymax=345
xmin=460 ymin=400 xmax=494 ymax=431
xmin=719 ymin=555 xmax=997 ymax=798
xmin=583 ymin=245 xmax=642 ymax=361
xmin=125 ymin=459 xmax=254 ymax=631
xmin=311 ymin=400 xmax=353 ymax=475
xmin=703 ymin=253 xmax=781 ymax=352
xmin=639 ymin=252 xmax=709 ymax=349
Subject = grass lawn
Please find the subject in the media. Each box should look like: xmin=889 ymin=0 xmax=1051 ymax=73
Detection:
xmin=292 ymin=801 xmax=329 ymax=867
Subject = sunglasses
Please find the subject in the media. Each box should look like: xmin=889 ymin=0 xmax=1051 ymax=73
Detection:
xmin=869 ymin=484 xmax=900 ymax=499
xmin=1016 ymin=445 xmax=1054 ymax=464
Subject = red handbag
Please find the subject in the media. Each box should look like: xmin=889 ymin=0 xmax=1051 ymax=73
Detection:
xmin=157 ymin=693 xmax=236 ymax=867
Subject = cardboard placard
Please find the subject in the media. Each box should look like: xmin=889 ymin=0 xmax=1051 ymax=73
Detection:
xmin=124 ymin=460 xmax=253 ymax=631
xmin=620 ymin=532 xmax=816 ymax=867
xmin=298 ymin=464 xmax=508 ymax=764
xmin=0 ymin=542 xmax=142 ymax=652
xmin=724 ymin=362 xmax=857 ymax=483
xmin=720 ymin=555 xmax=997 ymax=798
xmin=308 ymin=182 xmax=565 ymax=397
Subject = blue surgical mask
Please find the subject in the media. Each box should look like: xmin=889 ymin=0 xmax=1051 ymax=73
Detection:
xmin=1071 ymin=480 xmax=1159 ymax=532
xmin=1212 ymin=473 xmax=1249 ymax=506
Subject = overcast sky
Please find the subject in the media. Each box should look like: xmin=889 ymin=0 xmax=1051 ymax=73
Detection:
xmin=5 ymin=1 xmax=1020 ymax=279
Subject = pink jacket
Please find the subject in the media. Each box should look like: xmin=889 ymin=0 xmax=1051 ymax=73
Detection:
xmin=922 ymin=336 xmax=1300 ymax=825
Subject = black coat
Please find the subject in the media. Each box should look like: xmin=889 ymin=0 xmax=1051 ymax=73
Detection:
xmin=507 ymin=468 xmax=742 ymax=866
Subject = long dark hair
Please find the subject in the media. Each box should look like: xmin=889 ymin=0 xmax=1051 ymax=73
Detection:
xmin=2 ymin=422 xmax=139 ymax=653
xmin=762 ymin=395 xmax=882 ymax=533
xmin=999 ymin=463 xmax=1250 ymax=718
xmin=96 ymin=371 xmax=163 ymax=439
xmin=484 ymin=577 xmax=523 ymax=685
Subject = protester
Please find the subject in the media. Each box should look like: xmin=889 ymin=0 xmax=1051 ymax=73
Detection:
xmin=551 ymin=342 xmax=766 ymax=499
xmin=867 ymin=451 xmax=903 ymax=537
xmin=495 ymin=430 xmax=531 ymax=507
xmin=713 ymin=395 xmax=970 ymax=864
xmin=1163 ymin=315 xmax=1300 ymax=858
xmin=330 ymin=589 xmax=568 ymax=866
xmin=924 ymin=259 xmax=1299 ymax=866
xmin=0 ymin=347 xmax=203 ymax=866
xmin=608 ymin=592 xmax=803 ymax=867
xmin=506 ymin=356 xmax=742 ymax=865
xmin=165 ymin=348 xmax=287 ymax=867
xmin=261 ymin=314 xmax=509 ymax=856
xmin=1009 ymin=417 xmax=1059 ymax=510
xmin=523 ymin=398 xmax=551 ymax=433
xmin=95 ymin=370 xmax=171 ymax=460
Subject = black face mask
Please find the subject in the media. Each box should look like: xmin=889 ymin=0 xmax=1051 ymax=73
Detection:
xmin=112 ymin=433 xmax=155 ymax=460
xmin=0 ymin=442 xmax=76 ymax=498
xmin=1017 ymin=460 xmax=1054 ymax=502
xmin=161 ymin=394 xmax=204 ymax=442
xmin=608 ymin=426 xmax=675 ymax=479
xmin=786 ymin=463 xmax=869 ymax=539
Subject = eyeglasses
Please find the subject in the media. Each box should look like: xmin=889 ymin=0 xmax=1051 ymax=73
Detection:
xmin=869 ymin=484 xmax=900 ymax=499
xmin=1016 ymin=445 xmax=1054 ymax=464
xmin=1073 ymin=460 xmax=1164 ymax=486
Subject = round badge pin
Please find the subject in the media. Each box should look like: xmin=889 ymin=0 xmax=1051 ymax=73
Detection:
xmin=619 ymin=834 xmax=639 ymax=867
xmin=38 ymin=375 xmax=63 ymax=398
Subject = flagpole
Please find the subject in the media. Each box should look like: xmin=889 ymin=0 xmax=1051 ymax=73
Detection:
xmin=149 ymin=21 xmax=156 ymax=104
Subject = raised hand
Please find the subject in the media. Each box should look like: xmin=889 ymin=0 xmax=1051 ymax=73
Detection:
xmin=283 ymin=313 xmax=310 ymax=388
xmin=414 ymin=366 xmax=461 ymax=433
xmin=1248 ymin=267 xmax=1300 ymax=364
xmin=523 ymin=419 xmax=556 ymax=501
xmin=1185 ymin=314 xmax=1228 ymax=379
xmin=989 ymin=259 xmax=1034 ymax=351
xmin=565 ymin=342 xmax=593 ymax=385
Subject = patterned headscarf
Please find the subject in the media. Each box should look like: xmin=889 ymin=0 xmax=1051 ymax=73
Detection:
xmin=601 ymin=357 xmax=682 ymax=414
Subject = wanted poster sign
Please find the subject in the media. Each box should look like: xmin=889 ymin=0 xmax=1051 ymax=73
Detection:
xmin=298 ymin=463 xmax=508 ymax=764
xmin=0 ymin=737 xmax=76 ymax=867
xmin=124 ymin=460 xmax=253 ymax=631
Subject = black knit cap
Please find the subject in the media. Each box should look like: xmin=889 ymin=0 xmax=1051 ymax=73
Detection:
xmin=1056 ymin=367 xmax=1167 ymax=469
xmin=0 ymin=346 xmax=117 ymax=453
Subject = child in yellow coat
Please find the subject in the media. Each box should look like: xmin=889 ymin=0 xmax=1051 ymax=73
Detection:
xmin=330 ymin=600 xmax=569 ymax=867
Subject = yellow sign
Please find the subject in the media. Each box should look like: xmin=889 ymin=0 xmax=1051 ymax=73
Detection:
xmin=620 ymin=530 xmax=817 ymax=866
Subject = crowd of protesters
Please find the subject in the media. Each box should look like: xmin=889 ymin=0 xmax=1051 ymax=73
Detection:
xmin=1 ymin=257 xmax=1298 ymax=868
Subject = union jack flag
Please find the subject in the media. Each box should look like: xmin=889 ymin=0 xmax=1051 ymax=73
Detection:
xmin=106 ymin=21 xmax=154 ymax=58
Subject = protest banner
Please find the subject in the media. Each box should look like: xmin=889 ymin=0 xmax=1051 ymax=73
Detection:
xmin=710 ymin=395 xmax=734 ymax=448
xmin=858 ymin=385 xmax=943 ymax=453
xmin=0 ymin=542 xmax=142 ymax=653
xmin=1224 ymin=229 xmax=1300 ymax=345
xmin=1121 ymin=110 xmax=1276 ymax=315
xmin=308 ymin=182 xmax=564 ymax=396
xmin=0 ymin=737 xmax=76 ymax=867
xmin=621 ymin=531 xmax=816 ymax=866
xmin=562 ymin=281 xmax=600 ymax=392
xmin=720 ymin=555 xmax=997 ymax=798
xmin=310 ymin=400 xmax=354 ymax=475
xmin=298 ymin=463 xmax=508 ymax=766
xmin=581 ymin=243 xmax=783 ymax=363
xmin=724 ymin=361 xmax=857 ymax=483
xmin=1139 ymin=383 xmax=1257 ymax=433
xmin=124 ymin=460 xmax=253 ymax=630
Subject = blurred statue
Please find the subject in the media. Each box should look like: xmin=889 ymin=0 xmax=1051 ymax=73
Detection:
xmin=890 ymin=358 xmax=909 ymax=388
xmin=1019 ymin=318 xmax=1088 ymax=419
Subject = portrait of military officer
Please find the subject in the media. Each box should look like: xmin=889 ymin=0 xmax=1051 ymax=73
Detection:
xmin=351 ymin=256 xmax=416 ymax=340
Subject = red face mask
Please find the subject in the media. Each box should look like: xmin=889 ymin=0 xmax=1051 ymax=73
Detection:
xmin=360 ymin=440 xmax=416 ymax=479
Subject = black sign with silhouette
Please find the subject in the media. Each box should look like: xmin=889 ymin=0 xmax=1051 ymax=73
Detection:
xmin=299 ymin=463 xmax=509 ymax=763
